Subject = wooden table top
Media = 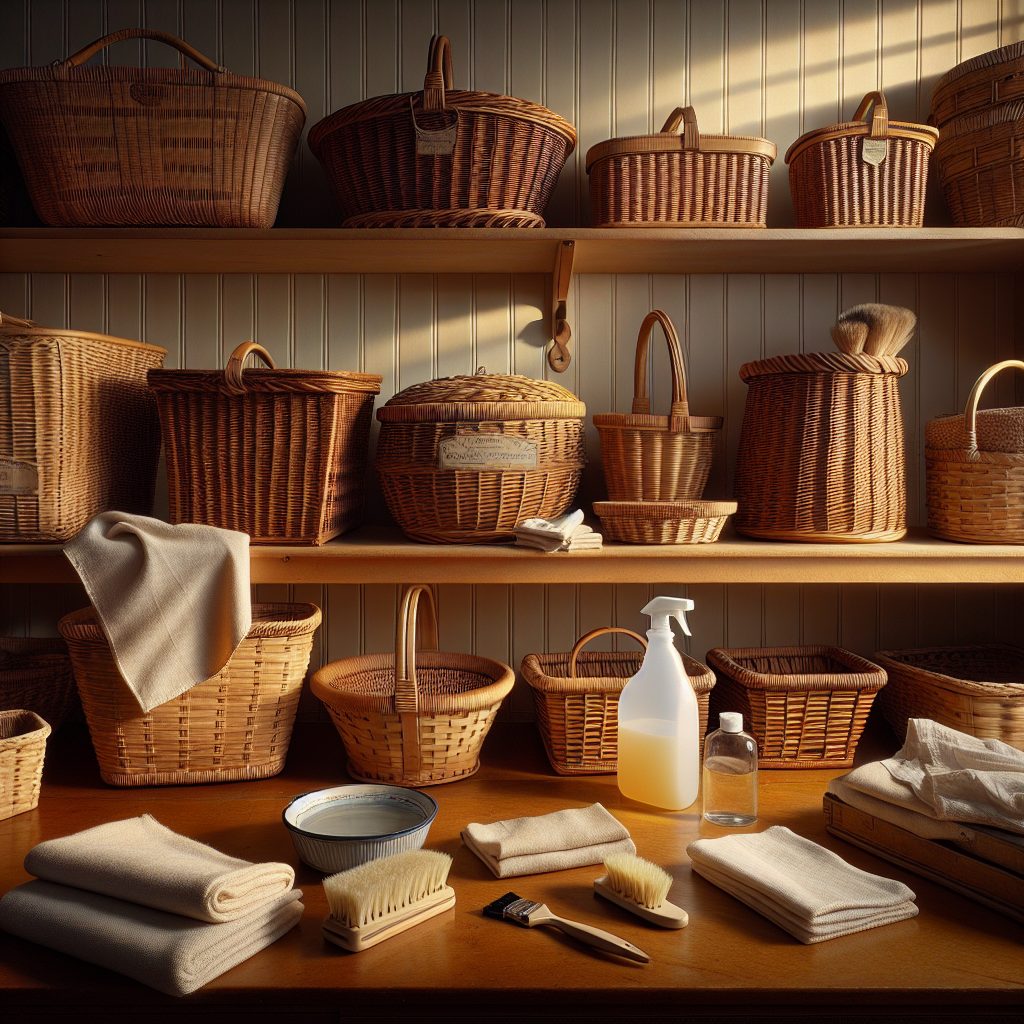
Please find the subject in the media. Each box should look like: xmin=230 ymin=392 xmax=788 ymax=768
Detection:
xmin=1 ymin=720 xmax=1022 ymax=1022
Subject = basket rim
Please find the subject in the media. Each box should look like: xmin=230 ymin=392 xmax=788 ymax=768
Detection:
xmin=784 ymin=118 xmax=938 ymax=163
xmin=585 ymin=130 xmax=777 ymax=171
xmin=931 ymin=40 xmax=1024 ymax=95
xmin=594 ymin=500 xmax=737 ymax=517
xmin=378 ymin=400 xmax=586 ymax=423
xmin=148 ymin=367 xmax=383 ymax=395
xmin=739 ymin=351 xmax=909 ymax=380
xmin=0 ymin=324 xmax=167 ymax=355
xmin=0 ymin=708 xmax=51 ymax=746
xmin=707 ymin=645 xmax=887 ymax=691
xmin=592 ymin=411 xmax=722 ymax=432
xmin=522 ymin=649 xmax=714 ymax=694
xmin=873 ymin=645 xmax=1024 ymax=696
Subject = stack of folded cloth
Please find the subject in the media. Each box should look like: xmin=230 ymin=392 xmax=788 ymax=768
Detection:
xmin=0 ymin=815 xmax=303 ymax=996
xmin=513 ymin=510 xmax=603 ymax=552
xmin=462 ymin=803 xmax=635 ymax=877
xmin=686 ymin=825 xmax=918 ymax=943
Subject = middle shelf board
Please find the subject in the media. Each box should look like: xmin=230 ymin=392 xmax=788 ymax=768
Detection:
xmin=5 ymin=528 xmax=1023 ymax=585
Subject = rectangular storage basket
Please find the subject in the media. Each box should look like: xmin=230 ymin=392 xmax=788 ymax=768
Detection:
xmin=0 ymin=709 xmax=50 ymax=820
xmin=705 ymin=646 xmax=887 ymax=769
xmin=149 ymin=342 xmax=382 ymax=545
xmin=873 ymin=646 xmax=1024 ymax=748
xmin=0 ymin=637 xmax=78 ymax=732
xmin=521 ymin=627 xmax=715 ymax=775
xmin=57 ymin=603 xmax=321 ymax=787
xmin=1 ymin=312 xmax=165 ymax=542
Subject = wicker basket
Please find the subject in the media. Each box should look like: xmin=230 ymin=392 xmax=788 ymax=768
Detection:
xmin=734 ymin=351 xmax=909 ymax=542
xmin=0 ymin=709 xmax=50 ymax=820
xmin=376 ymin=369 xmax=585 ymax=543
xmin=586 ymin=106 xmax=776 ymax=227
xmin=786 ymin=91 xmax=938 ymax=227
xmin=593 ymin=500 xmax=736 ymax=545
xmin=1 ymin=311 xmax=165 ymax=542
xmin=0 ymin=28 xmax=305 ymax=228
xmin=521 ymin=626 xmax=715 ymax=775
xmin=593 ymin=310 xmax=722 ymax=502
xmin=706 ymin=646 xmax=887 ymax=769
xmin=308 ymin=34 xmax=575 ymax=228
xmin=930 ymin=41 xmax=1024 ymax=128
xmin=311 ymin=586 xmax=515 ymax=787
xmin=58 ymin=603 xmax=321 ymax=787
xmin=874 ymin=646 xmax=1024 ymax=748
xmin=925 ymin=359 xmax=1024 ymax=543
xmin=149 ymin=341 xmax=382 ymax=545
xmin=0 ymin=637 xmax=77 ymax=732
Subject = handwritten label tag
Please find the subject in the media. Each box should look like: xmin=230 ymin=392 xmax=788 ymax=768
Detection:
xmin=862 ymin=139 xmax=888 ymax=166
xmin=439 ymin=434 xmax=539 ymax=471
xmin=0 ymin=458 xmax=38 ymax=496
xmin=416 ymin=123 xmax=457 ymax=156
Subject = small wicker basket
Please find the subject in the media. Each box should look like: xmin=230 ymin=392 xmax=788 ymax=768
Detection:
xmin=0 ymin=637 xmax=78 ymax=732
xmin=149 ymin=341 xmax=382 ymax=545
xmin=593 ymin=500 xmax=736 ymax=545
xmin=593 ymin=310 xmax=722 ymax=503
xmin=873 ymin=646 xmax=1024 ymax=748
xmin=786 ymin=91 xmax=938 ymax=227
xmin=706 ymin=646 xmax=887 ymax=769
xmin=586 ymin=106 xmax=776 ymax=227
xmin=58 ymin=603 xmax=321 ymax=787
xmin=311 ymin=586 xmax=515 ymax=787
xmin=1 ymin=311 xmax=165 ymax=542
xmin=521 ymin=626 xmax=715 ymax=775
xmin=0 ymin=709 xmax=50 ymax=820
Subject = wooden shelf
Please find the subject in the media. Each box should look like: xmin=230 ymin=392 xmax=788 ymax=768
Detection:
xmin=2 ymin=226 xmax=1022 ymax=275
xmin=4 ymin=527 xmax=1022 ymax=585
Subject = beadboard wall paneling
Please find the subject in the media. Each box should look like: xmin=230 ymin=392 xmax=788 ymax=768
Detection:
xmin=3 ymin=1 xmax=1024 ymax=723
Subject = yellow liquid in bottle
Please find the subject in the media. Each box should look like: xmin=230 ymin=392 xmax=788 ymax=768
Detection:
xmin=618 ymin=718 xmax=694 ymax=810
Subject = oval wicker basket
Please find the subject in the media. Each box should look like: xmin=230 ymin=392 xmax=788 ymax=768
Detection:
xmin=309 ymin=34 xmax=575 ymax=227
xmin=0 ymin=637 xmax=78 ymax=732
xmin=311 ymin=586 xmax=515 ymax=787
xmin=593 ymin=500 xmax=736 ymax=545
xmin=0 ymin=709 xmax=50 ymax=821
xmin=593 ymin=310 xmax=722 ymax=502
xmin=586 ymin=106 xmax=776 ymax=227
xmin=58 ymin=603 xmax=321 ymax=787
xmin=930 ymin=41 xmax=1024 ymax=127
xmin=785 ymin=91 xmax=938 ymax=227
xmin=521 ymin=626 xmax=715 ymax=775
xmin=376 ymin=369 xmax=585 ymax=543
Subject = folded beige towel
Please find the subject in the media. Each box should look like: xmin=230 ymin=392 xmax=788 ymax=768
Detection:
xmin=686 ymin=826 xmax=917 ymax=944
xmin=461 ymin=802 xmax=635 ymax=877
xmin=25 ymin=815 xmax=295 ymax=923
xmin=515 ymin=525 xmax=604 ymax=553
xmin=0 ymin=881 xmax=303 ymax=997
xmin=64 ymin=511 xmax=251 ymax=712
xmin=827 ymin=774 xmax=964 ymax=842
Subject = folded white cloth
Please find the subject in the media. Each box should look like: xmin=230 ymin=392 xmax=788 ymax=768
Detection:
xmin=686 ymin=826 xmax=917 ymax=944
xmin=24 ymin=816 xmax=295 ymax=923
xmin=514 ymin=511 xmax=602 ymax=553
xmin=64 ymin=511 xmax=251 ymax=712
xmin=0 ymin=881 xmax=302 ymax=997
xmin=461 ymin=802 xmax=636 ymax=878
xmin=515 ymin=510 xmax=585 ymax=540
xmin=882 ymin=719 xmax=1024 ymax=835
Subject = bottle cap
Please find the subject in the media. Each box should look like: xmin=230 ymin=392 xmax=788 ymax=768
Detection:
xmin=719 ymin=712 xmax=743 ymax=733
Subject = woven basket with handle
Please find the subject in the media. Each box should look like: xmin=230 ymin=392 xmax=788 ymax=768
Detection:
xmin=0 ymin=28 xmax=305 ymax=227
xmin=149 ymin=341 xmax=382 ymax=545
xmin=311 ymin=586 xmax=515 ymax=787
xmin=586 ymin=106 xmax=776 ymax=227
xmin=0 ymin=710 xmax=50 ymax=820
xmin=309 ymin=34 xmax=575 ymax=227
xmin=521 ymin=627 xmax=715 ymax=775
xmin=786 ymin=91 xmax=938 ymax=227
xmin=925 ymin=359 xmax=1024 ymax=543
xmin=593 ymin=310 xmax=722 ymax=503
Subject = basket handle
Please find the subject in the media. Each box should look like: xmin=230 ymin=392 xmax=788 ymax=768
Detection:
xmin=660 ymin=106 xmax=701 ymax=150
xmin=60 ymin=28 xmax=227 ymax=73
xmin=852 ymin=91 xmax=889 ymax=138
xmin=962 ymin=359 xmax=1024 ymax=457
xmin=568 ymin=627 xmax=647 ymax=681
xmin=394 ymin=585 xmax=439 ymax=780
xmin=423 ymin=34 xmax=455 ymax=111
xmin=631 ymin=310 xmax=691 ymax=431
xmin=224 ymin=341 xmax=276 ymax=395
xmin=0 ymin=311 xmax=39 ymax=328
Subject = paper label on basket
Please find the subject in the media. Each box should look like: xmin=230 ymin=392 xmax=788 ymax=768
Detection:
xmin=0 ymin=459 xmax=38 ymax=495
xmin=438 ymin=435 xmax=539 ymax=470
xmin=861 ymin=139 xmax=888 ymax=166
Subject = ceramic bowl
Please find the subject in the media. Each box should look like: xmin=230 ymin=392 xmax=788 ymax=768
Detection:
xmin=282 ymin=783 xmax=438 ymax=873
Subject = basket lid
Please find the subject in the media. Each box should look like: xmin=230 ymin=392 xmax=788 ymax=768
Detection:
xmin=926 ymin=407 xmax=1024 ymax=454
xmin=377 ymin=369 xmax=586 ymax=423
xmin=932 ymin=40 xmax=1024 ymax=95
xmin=739 ymin=351 xmax=909 ymax=381
xmin=0 ymin=311 xmax=167 ymax=356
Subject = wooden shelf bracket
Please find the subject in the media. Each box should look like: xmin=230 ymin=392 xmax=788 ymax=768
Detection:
xmin=548 ymin=239 xmax=575 ymax=372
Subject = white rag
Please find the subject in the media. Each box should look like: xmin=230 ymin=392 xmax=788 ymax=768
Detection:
xmin=24 ymin=816 xmax=295 ymax=923
xmin=686 ymin=826 xmax=917 ymax=944
xmin=63 ymin=511 xmax=251 ymax=712
xmin=514 ymin=510 xmax=602 ymax=553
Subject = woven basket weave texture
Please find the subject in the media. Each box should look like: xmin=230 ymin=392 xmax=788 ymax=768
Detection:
xmin=0 ymin=709 xmax=51 ymax=820
xmin=0 ymin=637 xmax=78 ymax=732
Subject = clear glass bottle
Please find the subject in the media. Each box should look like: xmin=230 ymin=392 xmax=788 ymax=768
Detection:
xmin=702 ymin=712 xmax=758 ymax=827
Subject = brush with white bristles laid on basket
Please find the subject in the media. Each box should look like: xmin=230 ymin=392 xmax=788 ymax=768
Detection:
xmin=322 ymin=849 xmax=456 ymax=952
xmin=594 ymin=852 xmax=688 ymax=929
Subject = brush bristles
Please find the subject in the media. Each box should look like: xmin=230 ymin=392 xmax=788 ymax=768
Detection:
xmin=323 ymin=850 xmax=453 ymax=928
xmin=603 ymin=853 xmax=672 ymax=910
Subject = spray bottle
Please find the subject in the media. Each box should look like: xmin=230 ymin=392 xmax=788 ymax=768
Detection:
xmin=617 ymin=596 xmax=700 ymax=810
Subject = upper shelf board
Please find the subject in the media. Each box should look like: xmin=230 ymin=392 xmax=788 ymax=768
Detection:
xmin=2 ymin=227 xmax=1022 ymax=275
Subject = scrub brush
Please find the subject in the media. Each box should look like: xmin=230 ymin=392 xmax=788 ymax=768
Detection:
xmin=594 ymin=852 xmax=688 ymax=929
xmin=322 ymin=849 xmax=456 ymax=952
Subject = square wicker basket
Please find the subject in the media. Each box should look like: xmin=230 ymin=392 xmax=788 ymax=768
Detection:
xmin=0 ymin=709 xmax=50 ymax=820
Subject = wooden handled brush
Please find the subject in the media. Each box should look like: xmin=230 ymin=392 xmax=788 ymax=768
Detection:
xmin=594 ymin=852 xmax=688 ymax=929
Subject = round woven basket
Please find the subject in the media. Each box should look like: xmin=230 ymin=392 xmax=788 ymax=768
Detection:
xmin=930 ymin=41 xmax=1024 ymax=127
xmin=593 ymin=500 xmax=736 ymax=545
xmin=376 ymin=369 xmax=585 ymax=543
xmin=311 ymin=586 xmax=515 ymax=787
